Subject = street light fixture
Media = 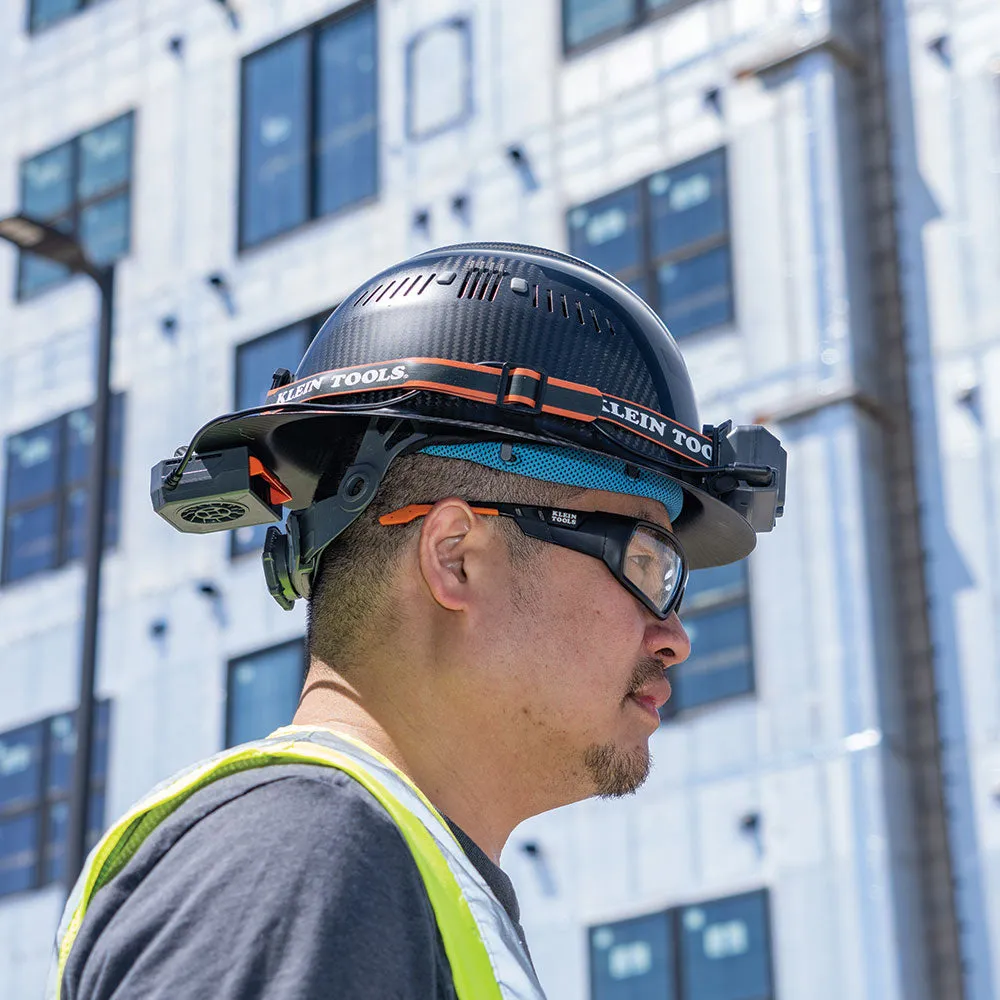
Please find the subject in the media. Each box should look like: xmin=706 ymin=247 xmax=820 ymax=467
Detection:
xmin=0 ymin=212 xmax=115 ymax=889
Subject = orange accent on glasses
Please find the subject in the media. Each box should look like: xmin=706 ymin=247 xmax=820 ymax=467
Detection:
xmin=379 ymin=504 xmax=500 ymax=526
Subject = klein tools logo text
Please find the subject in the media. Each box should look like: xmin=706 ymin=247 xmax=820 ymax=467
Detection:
xmin=273 ymin=364 xmax=408 ymax=404
xmin=601 ymin=398 xmax=713 ymax=462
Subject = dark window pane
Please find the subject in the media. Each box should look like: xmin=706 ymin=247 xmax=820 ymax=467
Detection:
xmin=680 ymin=892 xmax=772 ymax=1000
xmin=0 ymin=724 xmax=44 ymax=815
xmin=79 ymin=193 xmax=130 ymax=264
xmin=656 ymin=245 xmax=733 ymax=338
xmin=0 ymin=813 xmax=39 ymax=896
xmin=568 ymin=188 xmax=642 ymax=278
xmin=63 ymin=476 xmax=120 ymax=562
xmin=78 ymin=115 xmax=132 ymax=200
xmin=65 ymin=396 xmax=124 ymax=486
xmin=6 ymin=420 xmax=60 ymax=505
xmin=22 ymin=143 xmax=74 ymax=219
xmin=29 ymin=0 xmax=80 ymax=31
xmin=3 ymin=503 xmax=59 ymax=582
xmin=18 ymin=252 xmax=71 ymax=298
xmin=226 ymin=642 xmax=305 ymax=747
xmin=649 ymin=151 xmax=727 ymax=259
xmin=564 ymin=0 xmax=636 ymax=49
xmin=242 ymin=34 xmax=310 ymax=245
xmin=43 ymin=791 xmax=107 ymax=885
xmin=683 ymin=562 xmax=746 ymax=614
xmin=235 ymin=324 xmax=311 ymax=410
xmin=316 ymin=6 xmax=379 ymax=215
xmin=46 ymin=701 xmax=111 ymax=798
xmin=671 ymin=601 xmax=752 ymax=712
xmin=590 ymin=911 xmax=675 ymax=1000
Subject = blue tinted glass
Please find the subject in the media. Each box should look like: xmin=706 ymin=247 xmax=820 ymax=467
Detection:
xmin=6 ymin=420 xmax=60 ymax=504
xmin=79 ymin=193 xmax=130 ymax=264
xmin=0 ymin=813 xmax=39 ymax=896
xmin=649 ymin=150 xmax=727 ymax=258
xmin=78 ymin=115 xmax=132 ymax=200
xmin=18 ymin=251 xmax=71 ymax=299
xmin=236 ymin=324 xmax=311 ymax=409
xmin=684 ymin=562 xmax=746 ymax=611
xmin=3 ymin=503 xmax=58 ymax=582
xmin=66 ymin=396 xmax=124 ymax=485
xmin=44 ymin=791 xmax=107 ymax=885
xmin=46 ymin=700 xmax=111 ymax=797
xmin=64 ymin=476 xmax=120 ymax=563
xmin=564 ymin=0 xmax=636 ymax=49
xmin=22 ymin=143 xmax=74 ymax=218
xmin=656 ymin=245 xmax=732 ymax=338
xmin=29 ymin=0 xmax=79 ymax=31
xmin=671 ymin=602 xmax=752 ymax=712
xmin=227 ymin=642 xmax=305 ymax=747
xmin=591 ymin=911 xmax=675 ymax=1000
xmin=680 ymin=892 xmax=771 ymax=1000
xmin=0 ymin=724 xmax=44 ymax=815
xmin=241 ymin=34 xmax=310 ymax=246
xmin=316 ymin=6 xmax=378 ymax=216
xmin=568 ymin=188 xmax=641 ymax=278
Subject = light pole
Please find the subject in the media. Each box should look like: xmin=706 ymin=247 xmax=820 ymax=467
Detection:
xmin=0 ymin=213 xmax=115 ymax=888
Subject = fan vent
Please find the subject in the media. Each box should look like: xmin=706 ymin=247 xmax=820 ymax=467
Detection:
xmin=180 ymin=501 xmax=248 ymax=525
xmin=353 ymin=273 xmax=438 ymax=307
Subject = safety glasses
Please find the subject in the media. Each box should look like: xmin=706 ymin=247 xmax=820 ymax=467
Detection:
xmin=379 ymin=502 xmax=688 ymax=620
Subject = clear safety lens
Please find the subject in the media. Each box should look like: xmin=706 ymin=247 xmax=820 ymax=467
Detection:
xmin=622 ymin=525 xmax=683 ymax=614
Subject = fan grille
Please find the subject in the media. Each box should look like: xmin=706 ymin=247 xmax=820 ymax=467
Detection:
xmin=180 ymin=500 xmax=248 ymax=524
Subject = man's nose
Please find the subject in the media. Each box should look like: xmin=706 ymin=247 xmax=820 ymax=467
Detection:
xmin=644 ymin=611 xmax=691 ymax=666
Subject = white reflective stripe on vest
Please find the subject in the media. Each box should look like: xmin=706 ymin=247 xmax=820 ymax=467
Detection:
xmin=47 ymin=726 xmax=546 ymax=1000
xmin=272 ymin=726 xmax=546 ymax=1000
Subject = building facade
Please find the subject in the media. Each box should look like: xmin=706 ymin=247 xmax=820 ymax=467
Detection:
xmin=0 ymin=0 xmax=998 ymax=997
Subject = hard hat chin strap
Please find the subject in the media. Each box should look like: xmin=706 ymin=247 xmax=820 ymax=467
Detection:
xmin=262 ymin=420 xmax=429 ymax=609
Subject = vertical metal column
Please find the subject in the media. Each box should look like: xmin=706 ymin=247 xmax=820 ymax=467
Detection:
xmin=65 ymin=264 xmax=115 ymax=888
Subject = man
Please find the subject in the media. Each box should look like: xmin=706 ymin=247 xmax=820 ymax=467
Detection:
xmin=51 ymin=243 xmax=786 ymax=999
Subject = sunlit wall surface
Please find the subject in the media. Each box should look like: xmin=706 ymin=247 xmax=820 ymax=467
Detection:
xmin=1 ymin=1 xmax=998 ymax=998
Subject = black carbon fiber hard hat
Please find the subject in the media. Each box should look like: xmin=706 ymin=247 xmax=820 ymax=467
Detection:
xmin=182 ymin=242 xmax=786 ymax=575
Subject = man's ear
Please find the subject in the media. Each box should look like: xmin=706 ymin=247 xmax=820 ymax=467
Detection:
xmin=417 ymin=498 xmax=490 ymax=612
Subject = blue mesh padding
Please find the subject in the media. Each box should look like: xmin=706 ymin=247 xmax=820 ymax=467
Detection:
xmin=420 ymin=441 xmax=684 ymax=522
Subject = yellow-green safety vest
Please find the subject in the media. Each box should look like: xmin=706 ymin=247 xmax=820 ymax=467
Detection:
xmin=48 ymin=726 xmax=547 ymax=1000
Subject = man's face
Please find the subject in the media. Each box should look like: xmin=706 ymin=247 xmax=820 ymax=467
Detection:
xmin=479 ymin=489 xmax=691 ymax=803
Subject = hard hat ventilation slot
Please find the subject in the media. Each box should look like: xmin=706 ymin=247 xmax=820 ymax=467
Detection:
xmin=376 ymin=280 xmax=397 ymax=302
xmin=457 ymin=267 xmax=506 ymax=300
xmin=355 ymin=283 xmax=383 ymax=307
xmin=560 ymin=294 xmax=569 ymax=319
xmin=576 ymin=301 xmax=586 ymax=325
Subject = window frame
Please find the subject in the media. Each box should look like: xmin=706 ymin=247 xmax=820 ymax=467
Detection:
xmin=567 ymin=148 xmax=734 ymax=340
xmin=0 ymin=701 xmax=111 ymax=899
xmin=26 ymin=0 xmax=94 ymax=34
xmin=1 ymin=395 xmax=125 ymax=586
xmin=15 ymin=112 xmax=134 ymax=300
xmin=225 ymin=639 xmax=309 ymax=748
xmin=588 ymin=888 xmax=774 ymax=1000
xmin=237 ymin=1 xmax=379 ymax=253
xmin=404 ymin=16 xmax=474 ymax=141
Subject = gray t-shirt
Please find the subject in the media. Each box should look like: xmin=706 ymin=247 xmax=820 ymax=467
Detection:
xmin=62 ymin=763 xmax=532 ymax=999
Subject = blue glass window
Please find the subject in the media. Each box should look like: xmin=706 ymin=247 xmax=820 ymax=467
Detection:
xmin=590 ymin=910 xmax=675 ymax=1000
xmin=240 ymin=4 xmax=378 ymax=249
xmin=231 ymin=319 xmax=321 ymax=556
xmin=679 ymin=892 xmax=773 ymax=1000
xmin=17 ymin=114 xmax=134 ymax=299
xmin=664 ymin=561 xmax=753 ymax=716
xmin=0 ymin=703 xmax=110 ymax=897
xmin=226 ymin=640 xmax=307 ymax=747
xmin=2 ymin=396 xmax=124 ymax=585
xmin=28 ymin=0 xmax=88 ymax=32
xmin=563 ymin=0 xmax=679 ymax=53
xmin=568 ymin=149 xmax=733 ymax=339
xmin=589 ymin=891 xmax=773 ymax=1000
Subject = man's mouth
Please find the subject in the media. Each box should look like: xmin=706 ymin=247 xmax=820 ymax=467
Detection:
xmin=628 ymin=682 xmax=670 ymax=718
